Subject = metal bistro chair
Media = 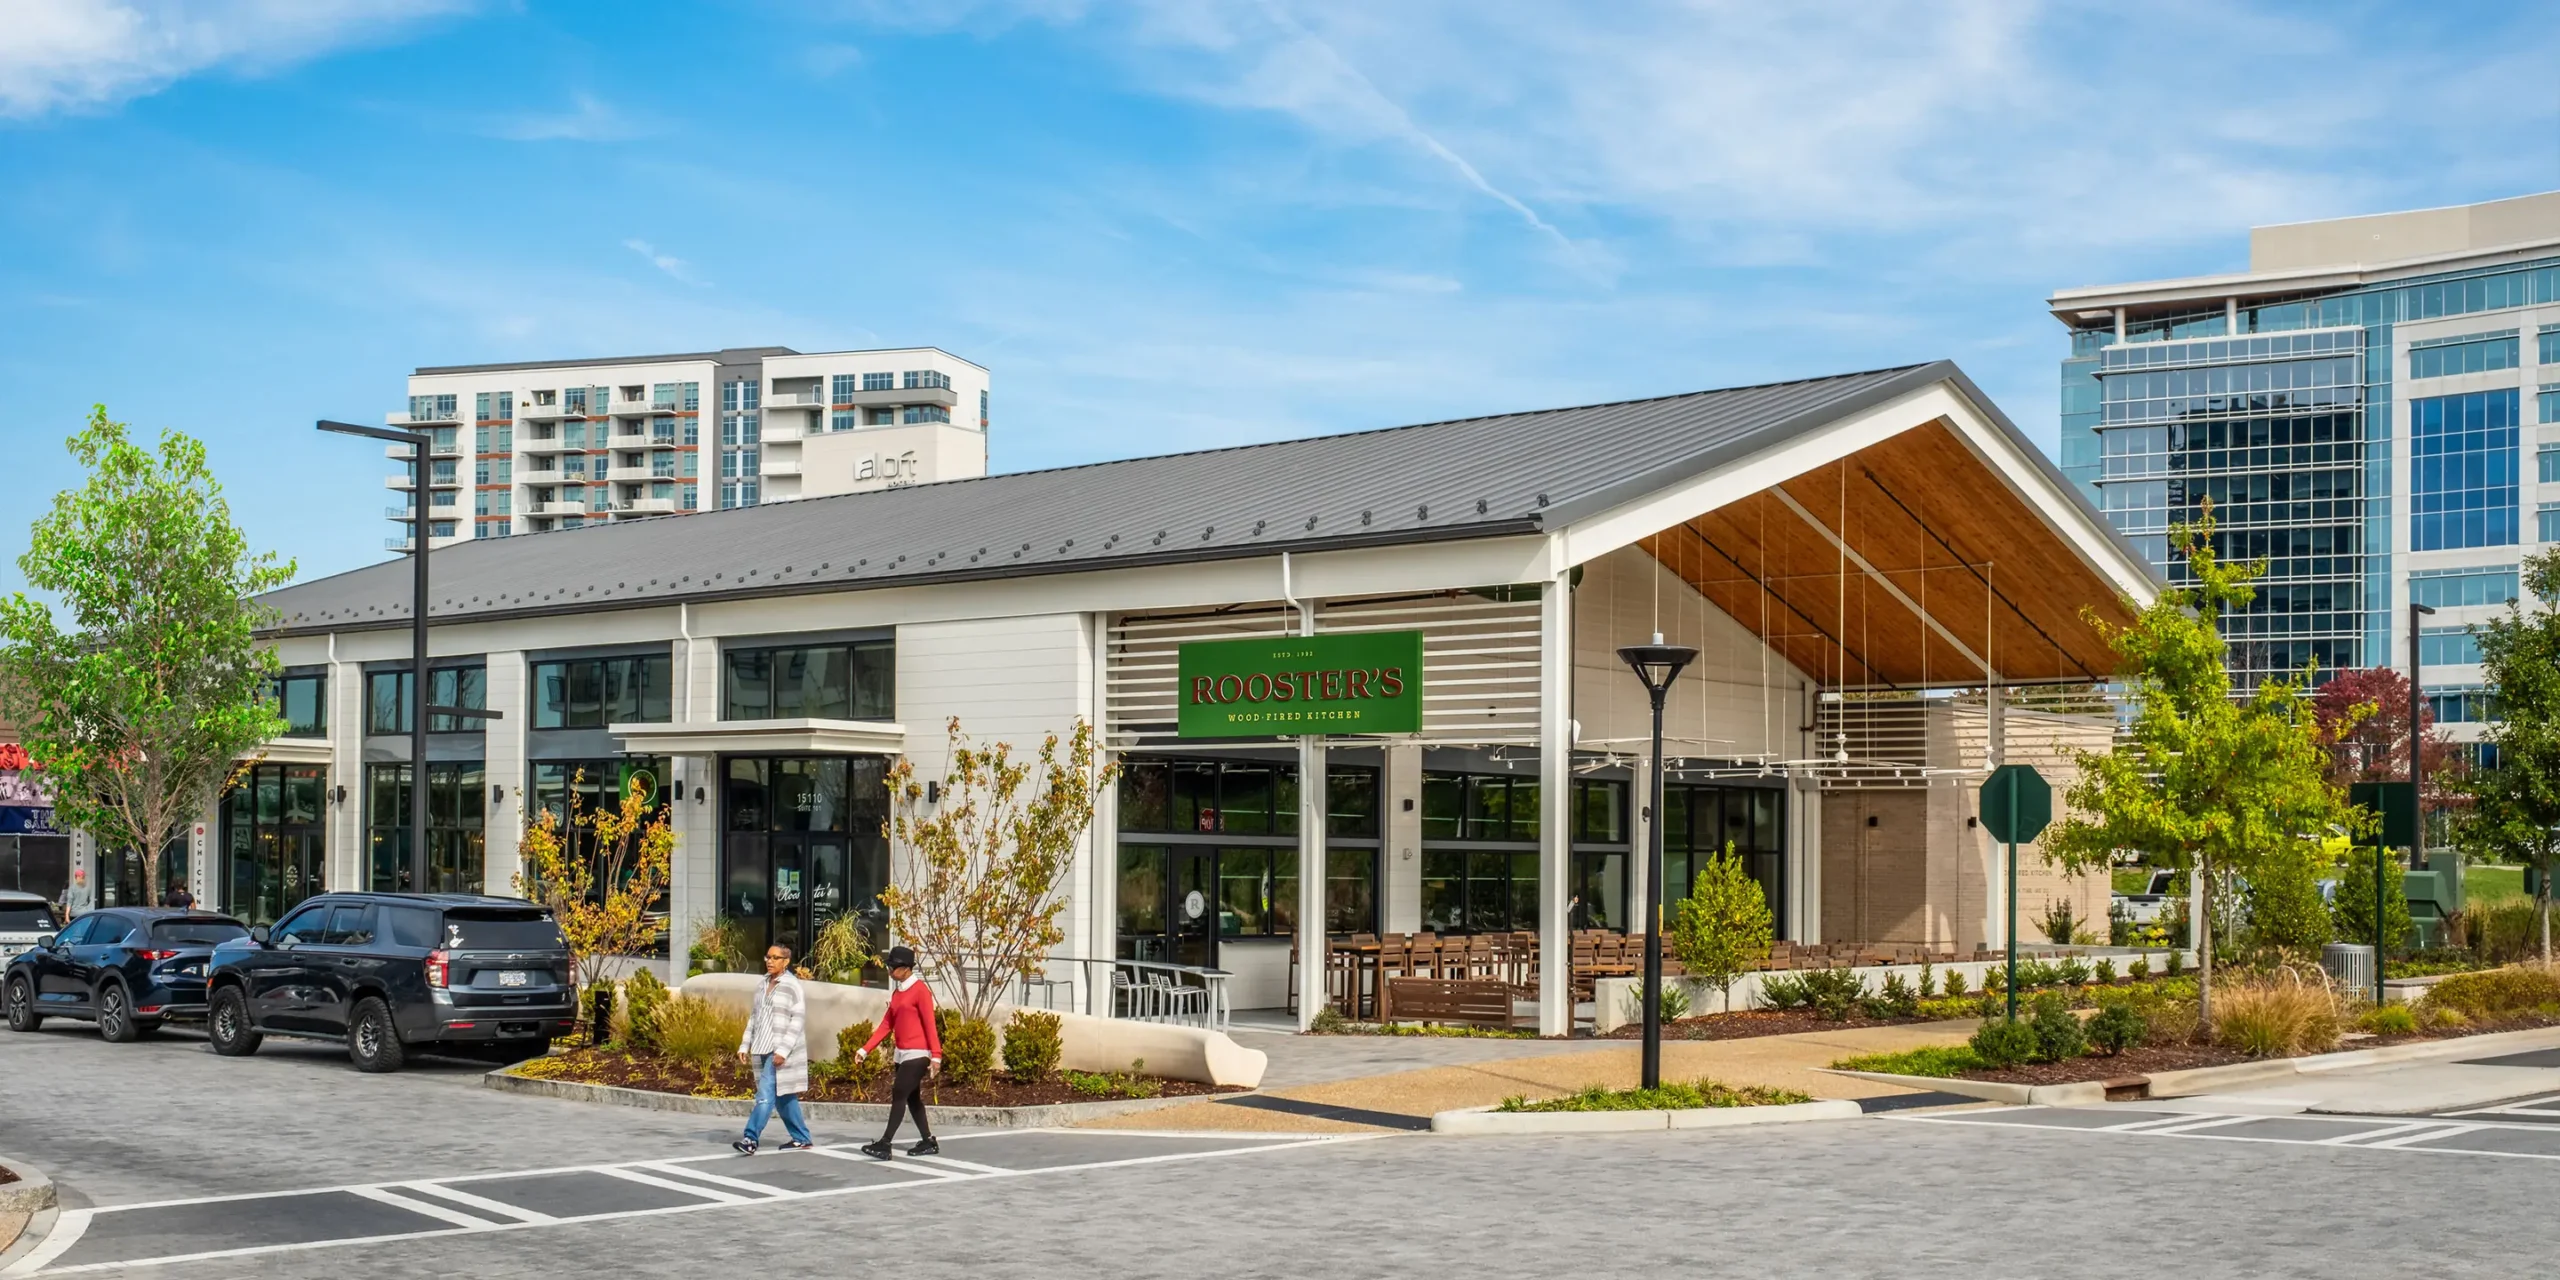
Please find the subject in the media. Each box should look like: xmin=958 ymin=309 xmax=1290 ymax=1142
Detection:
xmin=1112 ymin=967 xmax=1156 ymax=1020
xmin=1146 ymin=970 xmax=1209 ymax=1023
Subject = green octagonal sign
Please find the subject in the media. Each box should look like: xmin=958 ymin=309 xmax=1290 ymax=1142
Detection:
xmin=1980 ymin=763 xmax=2052 ymax=844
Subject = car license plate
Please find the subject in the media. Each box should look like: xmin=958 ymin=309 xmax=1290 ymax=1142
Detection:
xmin=498 ymin=970 xmax=528 ymax=987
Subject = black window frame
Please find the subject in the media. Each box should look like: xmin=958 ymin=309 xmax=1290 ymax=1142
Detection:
xmin=1418 ymin=770 xmax=1629 ymax=935
xmin=365 ymin=664 xmax=488 ymax=735
xmin=530 ymin=653 xmax=674 ymax=729
xmin=264 ymin=672 xmax=327 ymax=738
xmin=1114 ymin=757 xmax=1383 ymax=947
xmin=720 ymin=640 xmax=894 ymax=721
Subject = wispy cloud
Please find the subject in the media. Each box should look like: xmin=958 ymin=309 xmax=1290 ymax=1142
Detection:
xmin=622 ymin=237 xmax=706 ymax=286
xmin=0 ymin=0 xmax=467 ymax=118
xmin=490 ymin=92 xmax=642 ymax=142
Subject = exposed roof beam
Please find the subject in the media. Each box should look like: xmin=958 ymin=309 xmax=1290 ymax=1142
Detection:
xmin=1768 ymin=486 xmax=1995 ymax=681
xmin=1676 ymin=522 xmax=1894 ymax=692
xmin=1859 ymin=467 xmax=2097 ymax=681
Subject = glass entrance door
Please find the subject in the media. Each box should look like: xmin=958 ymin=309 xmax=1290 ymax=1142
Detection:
xmin=224 ymin=764 xmax=329 ymax=926
xmin=1169 ymin=848 xmax=1216 ymax=969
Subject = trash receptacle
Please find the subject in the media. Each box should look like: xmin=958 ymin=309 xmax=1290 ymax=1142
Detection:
xmin=2323 ymin=942 xmax=2375 ymax=994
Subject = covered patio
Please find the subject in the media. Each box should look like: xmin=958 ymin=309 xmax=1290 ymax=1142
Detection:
xmin=1096 ymin=362 xmax=2155 ymax=1033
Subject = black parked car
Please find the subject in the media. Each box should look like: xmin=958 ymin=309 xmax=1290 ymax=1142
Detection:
xmin=4 ymin=908 xmax=251 ymax=1041
xmin=203 ymin=892 xmax=577 ymax=1072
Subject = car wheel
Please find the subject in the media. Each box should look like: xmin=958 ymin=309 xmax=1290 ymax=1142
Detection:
xmin=4 ymin=975 xmax=39 ymax=1032
xmin=207 ymin=985 xmax=262 ymax=1056
xmin=98 ymin=981 xmax=139 ymax=1043
xmin=349 ymin=996 xmax=406 ymax=1073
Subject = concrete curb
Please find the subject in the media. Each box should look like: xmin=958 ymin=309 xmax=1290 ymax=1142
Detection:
xmin=1819 ymin=1070 xmax=2104 ymax=1107
xmin=2145 ymin=1023 xmax=2560 ymax=1097
xmin=480 ymin=1067 xmax=1243 ymax=1128
xmin=1430 ymin=1098 xmax=1861 ymax=1135
xmin=0 ymin=1157 xmax=62 ymax=1271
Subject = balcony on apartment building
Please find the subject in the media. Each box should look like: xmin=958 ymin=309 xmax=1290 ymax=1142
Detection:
xmin=518 ymin=400 xmax=575 ymax=421
xmin=387 ymin=405 xmax=463 ymax=426
xmin=609 ymin=497 xmax=679 ymax=515
xmin=827 ymin=385 xmax=959 ymax=410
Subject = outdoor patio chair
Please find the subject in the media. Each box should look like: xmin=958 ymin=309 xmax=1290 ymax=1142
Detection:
xmin=1145 ymin=971 xmax=1208 ymax=1022
xmin=1113 ymin=968 xmax=1155 ymax=1020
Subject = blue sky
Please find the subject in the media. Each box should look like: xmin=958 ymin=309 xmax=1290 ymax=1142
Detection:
xmin=2 ymin=0 xmax=2555 ymax=588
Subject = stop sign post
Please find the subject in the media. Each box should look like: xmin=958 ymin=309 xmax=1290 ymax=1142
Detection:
xmin=1981 ymin=764 xmax=2052 ymax=1021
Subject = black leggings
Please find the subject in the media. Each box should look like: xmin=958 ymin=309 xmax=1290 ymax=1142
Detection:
xmin=880 ymin=1057 xmax=932 ymax=1143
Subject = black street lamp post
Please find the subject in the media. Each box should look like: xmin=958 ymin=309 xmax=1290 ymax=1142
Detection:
xmin=1618 ymin=632 xmax=1697 ymax=1090
xmin=316 ymin=419 xmax=503 ymax=894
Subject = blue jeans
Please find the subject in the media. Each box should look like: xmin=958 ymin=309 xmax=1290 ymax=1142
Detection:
xmin=744 ymin=1055 xmax=811 ymax=1146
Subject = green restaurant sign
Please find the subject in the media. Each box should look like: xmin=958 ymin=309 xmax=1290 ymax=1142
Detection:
xmin=1177 ymin=630 xmax=1425 ymax=738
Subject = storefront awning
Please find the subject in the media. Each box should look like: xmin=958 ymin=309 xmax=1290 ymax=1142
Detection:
xmin=607 ymin=718 xmax=906 ymax=757
xmin=250 ymin=738 xmax=335 ymax=767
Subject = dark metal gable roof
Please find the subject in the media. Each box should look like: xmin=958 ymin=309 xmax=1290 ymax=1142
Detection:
xmin=261 ymin=361 xmax=1985 ymax=635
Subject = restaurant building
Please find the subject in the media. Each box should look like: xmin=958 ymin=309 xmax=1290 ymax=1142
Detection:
xmin=217 ymin=360 xmax=2155 ymax=1031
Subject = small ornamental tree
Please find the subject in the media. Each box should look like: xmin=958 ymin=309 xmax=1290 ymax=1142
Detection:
xmin=0 ymin=410 xmax=293 ymax=900
xmin=2458 ymin=549 xmax=2560 ymax=961
xmin=512 ymin=770 xmax=674 ymax=987
xmin=2312 ymin=666 xmax=2469 ymax=808
xmin=1667 ymin=844 xmax=1774 ymax=1010
xmin=2331 ymin=843 xmax=2416 ymax=959
xmin=2043 ymin=504 xmax=2354 ymax=1026
xmin=880 ymin=718 xmax=1116 ymax=1025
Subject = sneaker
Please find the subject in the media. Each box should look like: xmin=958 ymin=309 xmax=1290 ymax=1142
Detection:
xmin=732 ymin=1139 xmax=757 ymax=1156
xmin=857 ymin=1140 xmax=892 ymax=1161
xmin=907 ymin=1138 xmax=940 ymax=1157
xmin=779 ymin=1140 xmax=814 ymax=1151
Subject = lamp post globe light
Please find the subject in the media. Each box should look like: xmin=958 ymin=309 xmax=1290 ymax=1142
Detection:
xmin=1617 ymin=632 xmax=1697 ymax=1090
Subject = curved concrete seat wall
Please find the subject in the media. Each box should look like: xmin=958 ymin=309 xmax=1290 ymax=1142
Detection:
xmin=681 ymin=973 xmax=1268 ymax=1089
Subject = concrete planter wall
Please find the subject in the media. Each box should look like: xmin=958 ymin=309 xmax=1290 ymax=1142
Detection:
xmin=1432 ymin=1098 xmax=1861 ymax=1134
xmin=1589 ymin=949 xmax=2195 ymax=1033
xmin=681 ymin=973 xmax=1269 ymax=1088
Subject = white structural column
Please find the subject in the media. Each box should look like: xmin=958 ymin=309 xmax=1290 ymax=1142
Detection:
xmin=1537 ymin=564 xmax=1574 ymax=1036
xmin=1626 ymin=743 xmax=1653 ymax=939
xmin=1382 ymin=742 xmax=1423 ymax=934
xmin=1983 ymin=681 xmax=2007 ymax=951
xmin=329 ymin=654 xmax=363 ymax=893
xmin=1088 ymin=612 xmax=1118 ymax=1013
xmin=1294 ymin=590 xmax=1328 ymax=1031
xmin=481 ymin=651 xmax=528 ymax=896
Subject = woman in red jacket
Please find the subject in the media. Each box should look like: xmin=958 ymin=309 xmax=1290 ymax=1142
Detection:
xmin=858 ymin=945 xmax=942 ymax=1159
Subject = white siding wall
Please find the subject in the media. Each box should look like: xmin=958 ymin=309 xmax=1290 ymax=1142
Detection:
xmin=482 ymin=652 xmax=528 ymax=894
xmin=894 ymin=614 xmax=1095 ymax=983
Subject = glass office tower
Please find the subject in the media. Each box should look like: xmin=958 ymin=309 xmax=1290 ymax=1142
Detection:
xmin=2052 ymin=194 xmax=2560 ymax=694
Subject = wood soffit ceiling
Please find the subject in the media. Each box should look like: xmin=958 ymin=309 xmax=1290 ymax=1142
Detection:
xmin=1639 ymin=419 xmax=2135 ymax=690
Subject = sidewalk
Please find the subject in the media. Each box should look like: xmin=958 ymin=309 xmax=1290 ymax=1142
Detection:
xmin=1077 ymin=1019 xmax=1980 ymax=1134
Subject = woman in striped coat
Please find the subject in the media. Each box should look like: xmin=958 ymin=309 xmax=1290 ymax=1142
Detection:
xmin=734 ymin=942 xmax=813 ymax=1154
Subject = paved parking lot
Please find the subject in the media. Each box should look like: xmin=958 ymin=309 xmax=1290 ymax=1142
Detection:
xmin=12 ymin=1020 xmax=2560 ymax=1278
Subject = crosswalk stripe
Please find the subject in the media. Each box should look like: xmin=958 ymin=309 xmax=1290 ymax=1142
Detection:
xmin=2316 ymin=1121 xmax=2444 ymax=1146
xmin=347 ymin=1185 xmax=498 ymax=1231
xmin=593 ymin=1166 xmax=755 ymax=1203
xmin=402 ymin=1181 xmax=559 ymax=1224
xmin=2100 ymin=1113 xmax=2228 ymax=1133
xmin=808 ymin=1146 xmax=970 ymax=1178
xmin=905 ymin=1154 xmax=1010 ymax=1177
xmin=2367 ymin=1123 xmax=2483 ymax=1149
xmin=635 ymin=1161 xmax=798 ymax=1198
xmin=2131 ymin=1114 xmax=2261 ymax=1136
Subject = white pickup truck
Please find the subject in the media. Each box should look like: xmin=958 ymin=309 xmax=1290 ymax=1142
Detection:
xmin=2113 ymin=869 xmax=2179 ymax=925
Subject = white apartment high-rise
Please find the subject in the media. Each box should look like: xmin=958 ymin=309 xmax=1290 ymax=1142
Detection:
xmin=387 ymin=345 xmax=990 ymax=548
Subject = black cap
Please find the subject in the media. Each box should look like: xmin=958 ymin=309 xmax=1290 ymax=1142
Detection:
xmin=886 ymin=946 xmax=916 ymax=970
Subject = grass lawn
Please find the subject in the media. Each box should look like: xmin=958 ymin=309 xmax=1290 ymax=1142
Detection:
xmin=2470 ymin=864 xmax=2527 ymax=904
xmin=2112 ymin=868 xmax=2157 ymax=895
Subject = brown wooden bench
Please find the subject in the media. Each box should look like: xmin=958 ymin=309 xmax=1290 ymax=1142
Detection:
xmin=1382 ymin=978 xmax=1530 ymax=1030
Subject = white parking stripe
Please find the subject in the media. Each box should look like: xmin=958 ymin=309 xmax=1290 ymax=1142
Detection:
xmin=903 ymin=1153 xmax=1010 ymax=1176
xmin=632 ymin=1162 xmax=797 ymax=1198
xmin=2099 ymin=1113 xmax=2228 ymax=1133
xmin=400 ymin=1181 xmax=558 ymax=1224
xmin=15 ymin=1135 xmax=1374 ymax=1276
xmin=808 ymin=1147 xmax=969 ymax=1178
xmin=591 ymin=1166 xmax=754 ymax=1203
xmin=344 ymin=1186 xmax=497 ymax=1231
xmin=2367 ymin=1123 xmax=2483 ymax=1149
xmin=2132 ymin=1114 xmax=2262 ymax=1136
xmin=2315 ymin=1121 xmax=2444 ymax=1146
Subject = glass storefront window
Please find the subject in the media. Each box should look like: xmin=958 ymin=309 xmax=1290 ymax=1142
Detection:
xmin=365 ymin=666 xmax=487 ymax=734
xmin=264 ymin=673 xmax=327 ymax=738
xmin=223 ymin=763 xmax=327 ymax=925
xmin=529 ymin=757 xmax=672 ymax=957
xmin=532 ymin=654 xmax=673 ymax=728
xmin=720 ymin=755 xmax=889 ymax=962
xmin=1115 ymin=755 xmax=1384 ymax=958
xmin=1661 ymin=782 xmax=1787 ymax=935
xmin=1419 ymin=769 xmax=1626 ymax=934
xmin=722 ymin=640 xmax=894 ymax=720
xmin=365 ymin=761 xmax=485 ymax=893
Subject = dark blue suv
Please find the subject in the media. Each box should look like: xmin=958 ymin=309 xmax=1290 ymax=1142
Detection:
xmin=5 ymin=908 xmax=251 ymax=1041
xmin=204 ymin=892 xmax=576 ymax=1072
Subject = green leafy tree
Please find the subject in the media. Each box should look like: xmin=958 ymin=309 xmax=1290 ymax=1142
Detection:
xmin=2245 ymin=836 xmax=2333 ymax=953
xmin=2043 ymin=504 xmax=2355 ymax=1024
xmin=2456 ymin=549 xmax=2560 ymax=961
xmin=0 ymin=410 xmax=293 ymax=900
xmin=881 ymin=718 xmax=1117 ymax=1024
xmin=1667 ymin=844 xmax=1774 ymax=1009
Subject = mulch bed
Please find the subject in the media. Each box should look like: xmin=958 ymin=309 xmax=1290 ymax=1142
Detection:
xmin=517 ymin=1048 xmax=1238 ymax=1108
xmin=1953 ymin=1012 xmax=2560 ymax=1086
xmin=1599 ymin=1009 xmax=1946 ymax=1043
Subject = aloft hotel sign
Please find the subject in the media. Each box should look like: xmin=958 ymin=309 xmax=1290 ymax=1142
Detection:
xmin=1177 ymin=631 xmax=1425 ymax=737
